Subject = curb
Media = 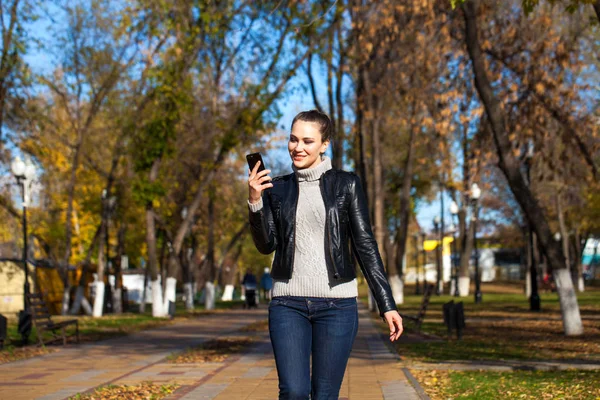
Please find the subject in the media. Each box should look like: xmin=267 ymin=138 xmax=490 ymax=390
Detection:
xmin=402 ymin=367 xmax=432 ymax=400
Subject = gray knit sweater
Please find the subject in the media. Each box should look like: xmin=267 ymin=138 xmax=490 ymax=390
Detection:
xmin=248 ymin=157 xmax=357 ymax=298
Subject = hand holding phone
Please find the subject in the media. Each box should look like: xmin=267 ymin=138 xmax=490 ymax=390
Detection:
xmin=247 ymin=152 xmax=272 ymax=204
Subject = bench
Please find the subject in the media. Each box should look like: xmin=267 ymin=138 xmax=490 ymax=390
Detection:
xmin=26 ymin=292 xmax=79 ymax=346
xmin=400 ymin=283 xmax=433 ymax=332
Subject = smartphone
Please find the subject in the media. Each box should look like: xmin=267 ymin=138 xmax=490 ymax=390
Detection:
xmin=246 ymin=152 xmax=266 ymax=173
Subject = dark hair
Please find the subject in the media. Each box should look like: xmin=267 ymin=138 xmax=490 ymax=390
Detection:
xmin=291 ymin=110 xmax=332 ymax=143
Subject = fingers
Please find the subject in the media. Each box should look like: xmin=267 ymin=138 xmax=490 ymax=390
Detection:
xmin=387 ymin=318 xmax=396 ymax=340
xmin=393 ymin=318 xmax=404 ymax=341
xmin=250 ymin=160 xmax=261 ymax=176
xmin=384 ymin=311 xmax=403 ymax=342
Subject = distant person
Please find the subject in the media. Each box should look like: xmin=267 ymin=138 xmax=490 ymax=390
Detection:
xmin=242 ymin=270 xmax=257 ymax=288
xmin=242 ymin=270 xmax=258 ymax=309
xmin=260 ymin=267 xmax=273 ymax=301
xmin=247 ymin=110 xmax=403 ymax=399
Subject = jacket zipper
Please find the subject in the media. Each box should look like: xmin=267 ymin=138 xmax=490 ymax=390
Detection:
xmin=290 ymin=175 xmax=299 ymax=277
xmin=320 ymin=174 xmax=340 ymax=279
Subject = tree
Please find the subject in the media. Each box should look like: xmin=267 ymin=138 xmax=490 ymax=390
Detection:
xmin=460 ymin=0 xmax=584 ymax=335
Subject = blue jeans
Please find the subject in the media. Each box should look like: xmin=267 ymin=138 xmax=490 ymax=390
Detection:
xmin=268 ymin=296 xmax=359 ymax=400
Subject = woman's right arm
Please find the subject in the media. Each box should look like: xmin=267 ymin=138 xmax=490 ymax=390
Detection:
xmin=248 ymin=162 xmax=276 ymax=254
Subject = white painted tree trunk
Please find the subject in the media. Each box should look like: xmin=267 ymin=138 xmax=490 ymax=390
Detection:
xmin=152 ymin=280 xmax=165 ymax=317
xmin=525 ymin=270 xmax=532 ymax=297
xmin=112 ymin=288 xmax=122 ymax=314
xmin=458 ymin=277 xmax=470 ymax=297
xmin=578 ymin=276 xmax=585 ymax=293
xmin=205 ymin=281 xmax=216 ymax=310
xmin=93 ymin=281 xmax=105 ymax=317
xmin=554 ymin=268 xmax=584 ymax=336
xmin=184 ymin=282 xmax=194 ymax=310
xmin=70 ymin=286 xmax=92 ymax=315
xmin=389 ymin=275 xmax=404 ymax=305
xmin=221 ymin=284 xmax=234 ymax=301
xmin=62 ymin=288 xmax=71 ymax=316
xmin=163 ymin=277 xmax=177 ymax=316
xmin=437 ymin=280 xmax=444 ymax=295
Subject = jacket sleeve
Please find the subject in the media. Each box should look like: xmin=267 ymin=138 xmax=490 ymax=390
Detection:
xmin=348 ymin=174 xmax=397 ymax=316
xmin=248 ymin=191 xmax=277 ymax=255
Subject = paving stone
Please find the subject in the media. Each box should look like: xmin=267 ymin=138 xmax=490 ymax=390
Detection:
xmin=180 ymin=383 xmax=229 ymax=399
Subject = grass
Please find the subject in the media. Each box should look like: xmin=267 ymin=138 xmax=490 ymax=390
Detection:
xmin=410 ymin=369 xmax=600 ymax=400
xmin=386 ymin=283 xmax=600 ymax=362
xmin=361 ymin=281 xmax=600 ymax=399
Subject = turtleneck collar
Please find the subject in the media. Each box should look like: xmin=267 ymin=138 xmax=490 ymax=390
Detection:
xmin=293 ymin=156 xmax=332 ymax=182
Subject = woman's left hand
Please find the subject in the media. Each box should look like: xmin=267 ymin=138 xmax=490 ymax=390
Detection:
xmin=383 ymin=310 xmax=403 ymax=342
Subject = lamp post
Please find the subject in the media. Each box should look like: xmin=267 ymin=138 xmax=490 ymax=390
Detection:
xmin=450 ymin=201 xmax=460 ymax=297
xmin=433 ymin=216 xmax=442 ymax=295
xmin=420 ymin=231 xmax=427 ymax=288
xmin=413 ymin=233 xmax=421 ymax=295
xmin=11 ymin=156 xmax=36 ymax=344
xmin=471 ymin=183 xmax=482 ymax=304
xmin=525 ymin=142 xmax=540 ymax=311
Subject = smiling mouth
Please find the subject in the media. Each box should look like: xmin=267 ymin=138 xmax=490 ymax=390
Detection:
xmin=293 ymin=155 xmax=305 ymax=160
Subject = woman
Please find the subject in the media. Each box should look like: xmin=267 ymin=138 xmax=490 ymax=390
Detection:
xmin=247 ymin=110 xmax=402 ymax=400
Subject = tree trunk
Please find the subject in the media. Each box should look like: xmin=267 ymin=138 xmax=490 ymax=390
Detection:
xmin=205 ymin=188 xmax=216 ymax=310
xmin=573 ymin=231 xmax=584 ymax=292
xmin=459 ymin=210 xmax=474 ymax=297
xmin=393 ymin=123 xmax=417 ymax=303
xmin=462 ymin=1 xmax=583 ymax=335
xmin=557 ymin=192 xmax=571 ymax=279
xmin=93 ymin=198 xmax=108 ymax=318
xmin=181 ymin=247 xmax=194 ymax=310
xmin=145 ymin=160 xmax=165 ymax=317
xmin=139 ymin=264 xmax=149 ymax=314
xmin=112 ymin=226 xmax=125 ymax=314
xmin=70 ymin=224 xmax=101 ymax=315
xmin=61 ymin=130 xmax=85 ymax=315
xmin=333 ymin=24 xmax=346 ymax=169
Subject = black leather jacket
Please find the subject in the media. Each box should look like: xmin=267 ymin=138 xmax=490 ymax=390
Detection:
xmin=248 ymin=168 xmax=397 ymax=316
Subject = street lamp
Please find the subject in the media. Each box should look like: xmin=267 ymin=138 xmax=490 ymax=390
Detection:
xmin=433 ymin=216 xmax=442 ymax=295
xmin=525 ymin=142 xmax=540 ymax=311
xmin=450 ymin=201 xmax=460 ymax=297
xmin=420 ymin=231 xmax=427 ymax=289
xmin=11 ymin=156 xmax=36 ymax=344
xmin=413 ymin=233 xmax=421 ymax=295
xmin=471 ymin=183 xmax=482 ymax=304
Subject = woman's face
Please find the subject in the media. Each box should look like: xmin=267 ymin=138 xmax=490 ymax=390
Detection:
xmin=288 ymin=121 xmax=329 ymax=169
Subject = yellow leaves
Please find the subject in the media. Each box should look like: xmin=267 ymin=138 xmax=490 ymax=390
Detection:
xmin=69 ymin=383 xmax=180 ymax=400
xmin=535 ymin=82 xmax=545 ymax=94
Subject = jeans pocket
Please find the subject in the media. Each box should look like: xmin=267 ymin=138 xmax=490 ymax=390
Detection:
xmin=269 ymin=297 xmax=287 ymax=307
xmin=329 ymin=297 xmax=357 ymax=310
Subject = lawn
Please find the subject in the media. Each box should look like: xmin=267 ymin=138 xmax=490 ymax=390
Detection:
xmin=363 ymin=281 xmax=600 ymax=400
xmin=389 ymin=283 xmax=600 ymax=362
xmin=411 ymin=369 xmax=600 ymax=400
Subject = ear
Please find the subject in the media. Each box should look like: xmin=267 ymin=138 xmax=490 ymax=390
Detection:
xmin=320 ymin=139 xmax=330 ymax=155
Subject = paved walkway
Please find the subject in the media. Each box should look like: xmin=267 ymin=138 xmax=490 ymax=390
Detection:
xmin=0 ymin=305 xmax=426 ymax=400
